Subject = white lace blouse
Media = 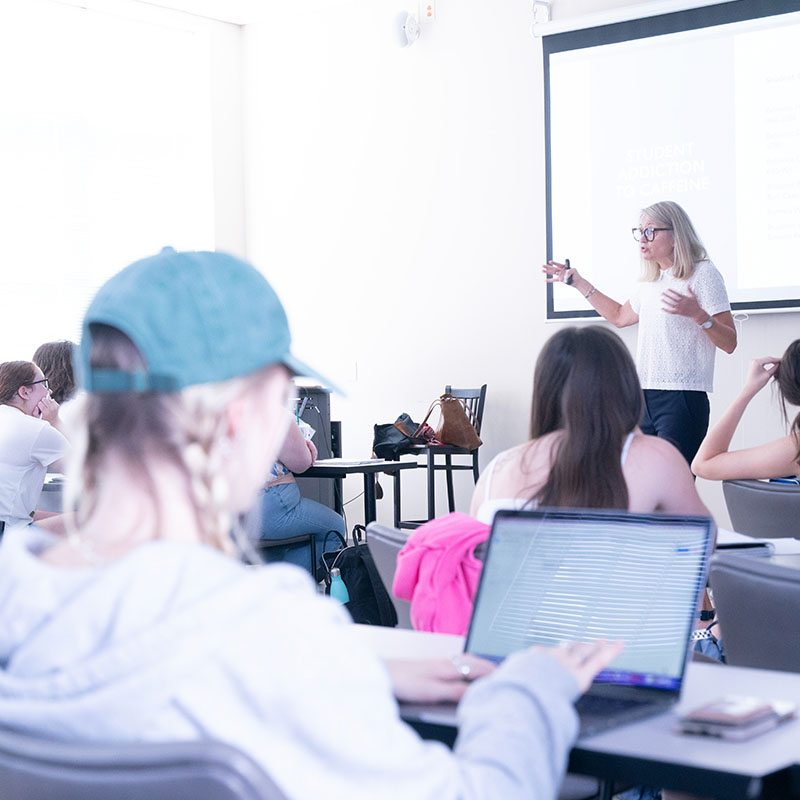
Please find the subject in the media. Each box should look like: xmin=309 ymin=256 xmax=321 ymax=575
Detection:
xmin=629 ymin=260 xmax=730 ymax=392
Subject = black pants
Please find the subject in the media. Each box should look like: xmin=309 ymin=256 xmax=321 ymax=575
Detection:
xmin=641 ymin=389 xmax=710 ymax=466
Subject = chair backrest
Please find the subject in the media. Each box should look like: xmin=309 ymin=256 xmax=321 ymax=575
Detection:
xmin=709 ymin=553 xmax=800 ymax=672
xmin=722 ymin=479 xmax=800 ymax=539
xmin=444 ymin=384 xmax=487 ymax=435
xmin=0 ymin=727 xmax=287 ymax=800
xmin=366 ymin=522 xmax=412 ymax=629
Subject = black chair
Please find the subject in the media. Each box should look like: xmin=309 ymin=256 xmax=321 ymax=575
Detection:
xmin=722 ymin=479 xmax=800 ymax=539
xmin=710 ymin=552 xmax=800 ymax=672
xmin=0 ymin=726 xmax=287 ymax=800
xmin=255 ymin=534 xmax=318 ymax=579
xmin=399 ymin=384 xmax=487 ymax=529
xmin=241 ymin=503 xmax=326 ymax=581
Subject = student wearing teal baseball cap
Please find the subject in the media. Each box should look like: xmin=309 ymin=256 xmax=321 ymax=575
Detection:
xmin=0 ymin=248 xmax=620 ymax=800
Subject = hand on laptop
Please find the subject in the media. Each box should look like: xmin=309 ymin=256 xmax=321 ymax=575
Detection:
xmin=386 ymin=655 xmax=495 ymax=704
xmin=545 ymin=641 xmax=625 ymax=693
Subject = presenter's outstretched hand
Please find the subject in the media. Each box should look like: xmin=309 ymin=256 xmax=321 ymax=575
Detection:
xmin=543 ymin=640 xmax=624 ymax=694
xmin=542 ymin=260 xmax=580 ymax=287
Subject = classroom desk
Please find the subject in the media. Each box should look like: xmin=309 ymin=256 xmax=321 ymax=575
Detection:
xmin=567 ymin=662 xmax=800 ymax=799
xmin=717 ymin=526 xmax=800 ymax=556
xmin=37 ymin=474 xmax=65 ymax=513
xmin=357 ymin=628 xmax=800 ymax=800
xmin=300 ymin=459 xmax=418 ymax=528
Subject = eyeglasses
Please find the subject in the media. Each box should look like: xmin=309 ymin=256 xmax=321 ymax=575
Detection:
xmin=27 ymin=379 xmax=49 ymax=389
xmin=632 ymin=227 xmax=672 ymax=242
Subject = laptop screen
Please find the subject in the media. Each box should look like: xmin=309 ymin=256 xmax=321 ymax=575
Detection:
xmin=465 ymin=509 xmax=715 ymax=691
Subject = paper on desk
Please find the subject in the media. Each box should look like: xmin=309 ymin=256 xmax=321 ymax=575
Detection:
xmin=312 ymin=458 xmax=385 ymax=467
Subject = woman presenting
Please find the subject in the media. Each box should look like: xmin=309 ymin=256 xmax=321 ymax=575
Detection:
xmin=543 ymin=200 xmax=736 ymax=465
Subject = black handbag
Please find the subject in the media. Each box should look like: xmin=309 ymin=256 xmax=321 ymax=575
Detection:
xmin=372 ymin=413 xmax=424 ymax=460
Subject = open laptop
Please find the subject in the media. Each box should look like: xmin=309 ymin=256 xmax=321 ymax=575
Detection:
xmin=464 ymin=508 xmax=716 ymax=738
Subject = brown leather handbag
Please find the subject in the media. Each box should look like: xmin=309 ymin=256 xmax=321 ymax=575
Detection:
xmin=416 ymin=393 xmax=482 ymax=450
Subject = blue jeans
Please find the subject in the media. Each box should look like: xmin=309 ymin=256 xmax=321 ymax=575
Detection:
xmin=258 ymin=482 xmax=346 ymax=575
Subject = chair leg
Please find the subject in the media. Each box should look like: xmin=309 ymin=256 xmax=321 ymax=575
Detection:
xmin=309 ymin=537 xmax=317 ymax=582
xmin=597 ymin=780 xmax=613 ymax=800
xmin=445 ymin=454 xmax=455 ymax=513
xmin=427 ymin=452 xmax=436 ymax=520
xmin=472 ymin=451 xmax=480 ymax=483
xmin=393 ymin=470 xmax=402 ymax=528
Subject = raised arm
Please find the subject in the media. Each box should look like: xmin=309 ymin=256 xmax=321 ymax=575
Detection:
xmin=542 ymin=261 xmax=639 ymax=328
xmin=692 ymin=357 xmax=799 ymax=481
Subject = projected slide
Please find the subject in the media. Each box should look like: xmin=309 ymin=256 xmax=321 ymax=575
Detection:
xmin=545 ymin=4 xmax=800 ymax=317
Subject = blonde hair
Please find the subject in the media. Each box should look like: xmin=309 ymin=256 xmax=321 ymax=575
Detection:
xmin=640 ymin=200 xmax=708 ymax=282
xmin=66 ymin=325 xmax=272 ymax=558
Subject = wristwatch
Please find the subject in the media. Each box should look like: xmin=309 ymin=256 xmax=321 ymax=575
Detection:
xmin=699 ymin=316 xmax=713 ymax=329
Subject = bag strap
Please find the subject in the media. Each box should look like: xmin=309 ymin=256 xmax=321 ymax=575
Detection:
xmin=412 ymin=398 xmax=441 ymax=438
xmin=352 ymin=524 xmax=366 ymax=544
xmin=355 ymin=540 xmax=398 ymax=627
xmin=322 ymin=530 xmax=347 ymax=552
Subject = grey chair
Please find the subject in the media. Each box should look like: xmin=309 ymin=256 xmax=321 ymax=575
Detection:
xmin=722 ymin=479 xmax=800 ymax=539
xmin=709 ymin=552 xmax=800 ymax=672
xmin=0 ymin=726 xmax=287 ymax=800
xmin=366 ymin=522 xmax=412 ymax=629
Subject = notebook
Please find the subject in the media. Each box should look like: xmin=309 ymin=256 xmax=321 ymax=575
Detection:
xmin=465 ymin=508 xmax=716 ymax=738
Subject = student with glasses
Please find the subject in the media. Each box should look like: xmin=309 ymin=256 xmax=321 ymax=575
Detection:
xmin=0 ymin=361 xmax=69 ymax=533
xmin=543 ymin=200 xmax=736 ymax=466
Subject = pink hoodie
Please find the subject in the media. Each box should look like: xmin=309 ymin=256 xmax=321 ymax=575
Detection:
xmin=392 ymin=512 xmax=489 ymax=635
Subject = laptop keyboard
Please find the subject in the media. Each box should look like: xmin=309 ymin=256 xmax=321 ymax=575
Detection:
xmin=575 ymin=694 xmax=669 ymax=737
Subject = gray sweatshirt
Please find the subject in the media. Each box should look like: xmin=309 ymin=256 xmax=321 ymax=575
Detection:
xmin=0 ymin=525 xmax=580 ymax=800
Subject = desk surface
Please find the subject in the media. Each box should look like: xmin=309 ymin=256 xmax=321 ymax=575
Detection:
xmin=369 ymin=628 xmax=800 ymax=799
xmin=568 ymin=661 xmax=800 ymax=797
xmin=718 ymin=526 xmax=800 ymax=556
xmin=302 ymin=459 xmax=418 ymax=476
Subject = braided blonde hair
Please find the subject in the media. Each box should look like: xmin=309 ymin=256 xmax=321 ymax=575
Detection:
xmin=67 ymin=325 xmax=274 ymax=556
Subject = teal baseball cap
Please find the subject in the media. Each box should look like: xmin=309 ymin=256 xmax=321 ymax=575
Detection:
xmin=79 ymin=248 xmax=331 ymax=393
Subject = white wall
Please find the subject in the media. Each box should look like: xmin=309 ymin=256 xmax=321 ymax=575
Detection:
xmin=0 ymin=0 xmax=244 ymax=362
xmin=241 ymin=0 xmax=799 ymax=529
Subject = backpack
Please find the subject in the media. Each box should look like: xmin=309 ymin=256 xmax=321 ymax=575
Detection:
xmin=322 ymin=526 xmax=398 ymax=627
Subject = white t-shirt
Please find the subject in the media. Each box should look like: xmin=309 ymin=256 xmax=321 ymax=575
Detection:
xmin=629 ymin=260 xmax=730 ymax=392
xmin=0 ymin=405 xmax=69 ymax=526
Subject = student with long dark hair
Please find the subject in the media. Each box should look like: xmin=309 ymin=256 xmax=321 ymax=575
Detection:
xmin=542 ymin=201 xmax=736 ymax=466
xmin=692 ymin=340 xmax=800 ymax=481
xmin=471 ymin=325 xmax=709 ymax=522
xmin=0 ymin=249 xmax=620 ymax=800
